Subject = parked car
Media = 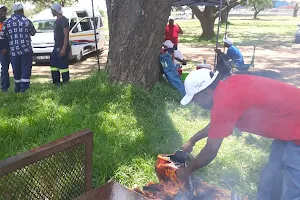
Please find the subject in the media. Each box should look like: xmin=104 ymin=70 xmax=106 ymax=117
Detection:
xmin=31 ymin=6 xmax=106 ymax=62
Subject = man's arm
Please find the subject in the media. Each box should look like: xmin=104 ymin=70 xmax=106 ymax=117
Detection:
xmin=29 ymin=21 xmax=36 ymax=36
xmin=177 ymin=137 xmax=223 ymax=179
xmin=61 ymin=27 xmax=69 ymax=53
xmin=177 ymin=24 xmax=183 ymax=34
xmin=181 ymin=124 xmax=210 ymax=152
xmin=187 ymin=137 xmax=223 ymax=172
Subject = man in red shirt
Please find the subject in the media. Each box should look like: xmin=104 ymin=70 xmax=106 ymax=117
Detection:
xmin=164 ymin=16 xmax=183 ymax=50
xmin=176 ymin=69 xmax=300 ymax=200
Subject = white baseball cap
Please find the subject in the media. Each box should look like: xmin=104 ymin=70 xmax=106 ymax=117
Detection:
xmin=223 ymin=37 xmax=233 ymax=45
xmin=0 ymin=5 xmax=7 ymax=10
xmin=163 ymin=40 xmax=174 ymax=48
xmin=181 ymin=69 xmax=219 ymax=106
xmin=169 ymin=16 xmax=175 ymax=20
xmin=13 ymin=2 xmax=23 ymax=12
xmin=51 ymin=3 xmax=63 ymax=14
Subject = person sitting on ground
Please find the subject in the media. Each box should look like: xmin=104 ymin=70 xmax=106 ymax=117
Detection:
xmin=159 ymin=41 xmax=185 ymax=96
xmin=163 ymin=40 xmax=187 ymax=68
xmin=215 ymin=37 xmax=244 ymax=69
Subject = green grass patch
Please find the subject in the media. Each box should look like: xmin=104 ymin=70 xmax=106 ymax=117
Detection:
xmin=178 ymin=16 xmax=299 ymax=47
xmin=0 ymin=72 xmax=271 ymax=199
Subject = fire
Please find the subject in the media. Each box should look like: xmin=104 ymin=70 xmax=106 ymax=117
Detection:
xmin=134 ymin=153 xmax=245 ymax=200
xmin=134 ymin=154 xmax=186 ymax=199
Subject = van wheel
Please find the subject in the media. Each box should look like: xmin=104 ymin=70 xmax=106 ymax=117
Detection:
xmin=75 ymin=51 xmax=83 ymax=62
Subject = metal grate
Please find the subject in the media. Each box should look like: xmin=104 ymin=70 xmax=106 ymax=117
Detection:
xmin=0 ymin=129 xmax=93 ymax=200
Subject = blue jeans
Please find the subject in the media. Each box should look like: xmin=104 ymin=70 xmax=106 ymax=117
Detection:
xmin=257 ymin=140 xmax=300 ymax=200
xmin=0 ymin=52 xmax=10 ymax=91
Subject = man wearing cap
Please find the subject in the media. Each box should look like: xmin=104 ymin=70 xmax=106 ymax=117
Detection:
xmin=215 ymin=37 xmax=244 ymax=68
xmin=50 ymin=3 xmax=70 ymax=86
xmin=164 ymin=16 xmax=183 ymax=50
xmin=0 ymin=5 xmax=10 ymax=92
xmin=176 ymin=69 xmax=300 ymax=199
xmin=2 ymin=2 xmax=36 ymax=93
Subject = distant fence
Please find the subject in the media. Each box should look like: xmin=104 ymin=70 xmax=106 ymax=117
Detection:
xmin=0 ymin=129 xmax=93 ymax=200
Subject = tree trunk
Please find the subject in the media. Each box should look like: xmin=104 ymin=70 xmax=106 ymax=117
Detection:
xmin=221 ymin=9 xmax=229 ymax=24
xmin=293 ymin=4 xmax=299 ymax=17
xmin=191 ymin=6 xmax=216 ymax=40
xmin=254 ymin=11 xmax=259 ymax=19
xmin=192 ymin=12 xmax=195 ymax=19
xmin=106 ymin=0 xmax=173 ymax=89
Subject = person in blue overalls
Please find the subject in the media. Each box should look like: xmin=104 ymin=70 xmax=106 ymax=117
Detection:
xmin=0 ymin=5 xmax=10 ymax=92
xmin=159 ymin=40 xmax=185 ymax=96
xmin=3 ymin=3 xmax=36 ymax=93
xmin=50 ymin=3 xmax=70 ymax=86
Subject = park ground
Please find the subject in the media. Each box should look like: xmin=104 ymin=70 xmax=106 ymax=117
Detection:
xmin=1 ymin=16 xmax=300 ymax=199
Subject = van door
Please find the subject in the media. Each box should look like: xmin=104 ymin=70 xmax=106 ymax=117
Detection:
xmin=70 ymin=17 xmax=96 ymax=57
xmin=92 ymin=15 xmax=105 ymax=50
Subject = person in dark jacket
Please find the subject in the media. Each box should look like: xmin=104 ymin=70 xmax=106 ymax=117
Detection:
xmin=0 ymin=5 xmax=10 ymax=92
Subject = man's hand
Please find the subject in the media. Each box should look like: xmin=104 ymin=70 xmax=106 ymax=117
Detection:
xmin=2 ymin=49 xmax=7 ymax=55
xmin=60 ymin=49 xmax=66 ymax=57
xmin=181 ymin=140 xmax=195 ymax=153
xmin=176 ymin=167 xmax=191 ymax=181
xmin=215 ymin=49 xmax=222 ymax=54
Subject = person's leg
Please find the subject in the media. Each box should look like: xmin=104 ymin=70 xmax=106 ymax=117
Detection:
xmin=257 ymin=140 xmax=286 ymax=200
xmin=10 ymin=55 xmax=21 ymax=93
xmin=20 ymin=52 xmax=33 ymax=93
xmin=281 ymin=142 xmax=300 ymax=200
xmin=50 ymin=48 xmax=61 ymax=86
xmin=0 ymin=53 xmax=10 ymax=92
xmin=58 ymin=48 xmax=70 ymax=83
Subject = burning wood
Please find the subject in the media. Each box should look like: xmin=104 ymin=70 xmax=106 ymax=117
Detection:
xmin=134 ymin=153 xmax=245 ymax=200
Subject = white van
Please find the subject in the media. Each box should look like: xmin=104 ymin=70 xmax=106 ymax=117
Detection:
xmin=31 ymin=7 xmax=105 ymax=62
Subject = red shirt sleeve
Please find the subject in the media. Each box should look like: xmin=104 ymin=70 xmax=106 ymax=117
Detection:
xmin=208 ymin=102 xmax=245 ymax=139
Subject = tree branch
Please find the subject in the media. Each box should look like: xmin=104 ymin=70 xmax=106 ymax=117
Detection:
xmin=213 ymin=0 xmax=241 ymax=19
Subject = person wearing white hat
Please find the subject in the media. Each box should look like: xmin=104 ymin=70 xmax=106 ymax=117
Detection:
xmin=2 ymin=2 xmax=36 ymax=93
xmin=163 ymin=40 xmax=186 ymax=66
xmin=176 ymin=68 xmax=300 ymax=199
xmin=50 ymin=2 xmax=70 ymax=85
xmin=215 ymin=36 xmax=244 ymax=68
xmin=0 ymin=4 xmax=10 ymax=92
xmin=164 ymin=16 xmax=183 ymax=50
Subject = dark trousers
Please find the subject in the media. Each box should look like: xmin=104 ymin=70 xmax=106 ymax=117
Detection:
xmin=10 ymin=52 xmax=33 ymax=93
xmin=0 ymin=52 xmax=10 ymax=92
xmin=50 ymin=46 xmax=70 ymax=85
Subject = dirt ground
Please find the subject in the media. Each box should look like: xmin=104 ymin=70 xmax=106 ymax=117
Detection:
xmin=16 ymin=41 xmax=300 ymax=87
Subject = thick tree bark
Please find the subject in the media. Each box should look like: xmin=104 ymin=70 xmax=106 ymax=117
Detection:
xmin=191 ymin=6 xmax=216 ymax=40
xmin=106 ymin=0 xmax=173 ymax=89
xmin=293 ymin=4 xmax=299 ymax=17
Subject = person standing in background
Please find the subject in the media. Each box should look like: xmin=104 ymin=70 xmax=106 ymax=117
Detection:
xmin=164 ymin=16 xmax=183 ymax=50
xmin=50 ymin=3 xmax=70 ymax=86
xmin=0 ymin=5 xmax=10 ymax=92
xmin=3 ymin=2 xmax=36 ymax=93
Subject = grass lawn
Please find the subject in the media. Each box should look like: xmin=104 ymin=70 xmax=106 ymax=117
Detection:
xmin=178 ymin=16 xmax=299 ymax=48
xmin=1 ymin=16 xmax=297 ymax=199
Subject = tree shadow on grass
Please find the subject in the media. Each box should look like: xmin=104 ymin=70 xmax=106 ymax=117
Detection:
xmin=0 ymin=72 xmax=184 ymax=189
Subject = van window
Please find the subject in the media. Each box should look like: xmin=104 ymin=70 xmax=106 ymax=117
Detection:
xmin=92 ymin=17 xmax=98 ymax=28
xmin=33 ymin=20 xmax=55 ymax=33
xmin=79 ymin=18 xmax=93 ymax=31
xmin=70 ymin=18 xmax=77 ymax=29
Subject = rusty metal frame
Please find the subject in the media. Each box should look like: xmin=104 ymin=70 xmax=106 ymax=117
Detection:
xmin=0 ymin=129 xmax=93 ymax=193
